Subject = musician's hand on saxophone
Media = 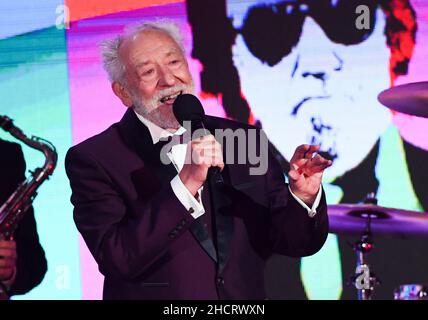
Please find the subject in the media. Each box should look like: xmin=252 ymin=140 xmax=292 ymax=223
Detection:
xmin=0 ymin=239 xmax=16 ymax=284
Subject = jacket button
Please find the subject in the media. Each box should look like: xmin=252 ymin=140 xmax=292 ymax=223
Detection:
xmin=216 ymin=277 xmax=225 ymax=285
xmin=168 ymin=230 xmax=177 ymax=239
xmin=313 ymin=219 xmax=319 ymax=229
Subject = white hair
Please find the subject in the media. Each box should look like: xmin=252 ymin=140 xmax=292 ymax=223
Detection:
xmin=99 ymin=19 xmax=185 ymax=84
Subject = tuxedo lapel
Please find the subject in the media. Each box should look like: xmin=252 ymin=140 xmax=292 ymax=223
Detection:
xmin=118 ymin=109 xmax=221 ymax=263
xmin=118 ymin=109 xmax=177 ymax=184
xmin=204 ymin=117 xmax=235 ymax=274
xmin=189 ymin=217 xmax=218 ymax=263
xmin=209 ymin=169 xmax=234 ymax=274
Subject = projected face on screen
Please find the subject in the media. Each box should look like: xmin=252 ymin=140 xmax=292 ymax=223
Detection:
xmin=227 ymin=0 xmax=391 ymax=180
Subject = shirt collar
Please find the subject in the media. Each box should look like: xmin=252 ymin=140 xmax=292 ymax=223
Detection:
xmin=133 ymin=110 xmax=186 ymax=144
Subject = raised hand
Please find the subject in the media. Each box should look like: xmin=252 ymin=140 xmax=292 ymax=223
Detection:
xmin=179 ymin=134 xmax=224 ymax=196
xmin=288 ymin=144 xmax=332 ymax=206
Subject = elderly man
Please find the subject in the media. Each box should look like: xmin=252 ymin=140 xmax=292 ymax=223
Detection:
xmin=65 ymin=20 xmax=331 ymax=299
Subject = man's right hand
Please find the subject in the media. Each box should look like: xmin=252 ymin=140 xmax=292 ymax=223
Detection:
xmin=179 ymin=134 xmax=224 ymax=196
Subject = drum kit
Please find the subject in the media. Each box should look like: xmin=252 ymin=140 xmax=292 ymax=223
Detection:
xmin=328 ymin=81 xmax=428 ymax=300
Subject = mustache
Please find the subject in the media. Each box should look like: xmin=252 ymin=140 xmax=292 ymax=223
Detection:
xmin=131 ymin=82 xmax=195 ymax=118
xmin=153 ymin=84 xmax=193 ymax=104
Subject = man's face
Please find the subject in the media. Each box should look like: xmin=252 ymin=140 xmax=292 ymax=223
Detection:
xmin=120 ymin=29 xmax=194 ymax=129
xmin=228 ymin=0 xmax=391 ymax=180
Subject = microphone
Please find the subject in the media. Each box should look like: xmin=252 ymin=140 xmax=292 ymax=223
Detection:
xmin=173 ymin=94 xmax=224 ymax=185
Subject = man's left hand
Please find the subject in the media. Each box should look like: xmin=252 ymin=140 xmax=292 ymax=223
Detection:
xmin=0 ymin=240 xmax=17 ymax=282
xmin=288 ymin=144 xmax=332 ymax=206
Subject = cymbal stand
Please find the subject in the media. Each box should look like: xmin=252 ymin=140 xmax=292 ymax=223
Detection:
xmin=351 ymin=194 xmax=380 ymax=300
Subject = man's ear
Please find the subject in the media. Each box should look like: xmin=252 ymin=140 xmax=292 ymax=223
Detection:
xmin=112 ymin=81 xmax=133 ymax=107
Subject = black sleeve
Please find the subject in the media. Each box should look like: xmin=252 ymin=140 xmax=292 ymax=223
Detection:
xmin=265 ymin=135 xmax=329 ymax=257
xmin=9 ymin=207 xmax=47 ymax=296
xmin=0 ymin=141 xmax=47 ymax=296
xmin=0 ymin=142 xmax=26 ymax=202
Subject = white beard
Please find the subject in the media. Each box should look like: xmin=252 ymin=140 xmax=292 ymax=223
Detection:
xmin=131 ymin=82 xmax=194 ymax=129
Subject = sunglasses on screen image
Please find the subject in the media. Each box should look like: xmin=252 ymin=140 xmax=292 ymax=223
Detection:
xmin=233 ymin=0 xmax=379 ymax=66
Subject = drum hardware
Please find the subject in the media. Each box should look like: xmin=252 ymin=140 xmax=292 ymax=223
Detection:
xmin=328 ymin=193 xmax=428 ymax=300
xmin=394 ymin=284 xmax=428 ymax=300
xmin=349 ymin=194 xmax=380 ymax=300
xmin=378 ymin=81 xmax=428 ymax=118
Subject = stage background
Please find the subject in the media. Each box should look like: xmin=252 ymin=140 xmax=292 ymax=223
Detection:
xmin=0 ymin=0 xmax=427 ymax=299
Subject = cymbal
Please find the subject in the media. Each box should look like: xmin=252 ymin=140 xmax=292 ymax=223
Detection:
xmin=378 ymin=81 xmax=428 ymax=118
xmin=328 ymin=204 xmax=428 ymax=237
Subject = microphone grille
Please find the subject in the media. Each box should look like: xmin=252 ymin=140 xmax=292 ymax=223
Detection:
xmin=172 ymin=94 xmax=205 ymax=125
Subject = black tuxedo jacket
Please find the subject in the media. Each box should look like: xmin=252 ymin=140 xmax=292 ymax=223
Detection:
xmin=65 ymin=109 xmax=328 ymax=299
xmin=0 ymin=139 xmax=47 ymax=296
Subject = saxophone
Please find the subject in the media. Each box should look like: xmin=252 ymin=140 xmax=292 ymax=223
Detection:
xmin=0 ymin=115 xmax=57 ymax=240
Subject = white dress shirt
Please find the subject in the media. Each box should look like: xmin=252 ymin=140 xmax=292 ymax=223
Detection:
xmin=134 ymin=111 xmax=322 ymax=219
xmin=135 ymin=112 xmax=205 ymax=219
